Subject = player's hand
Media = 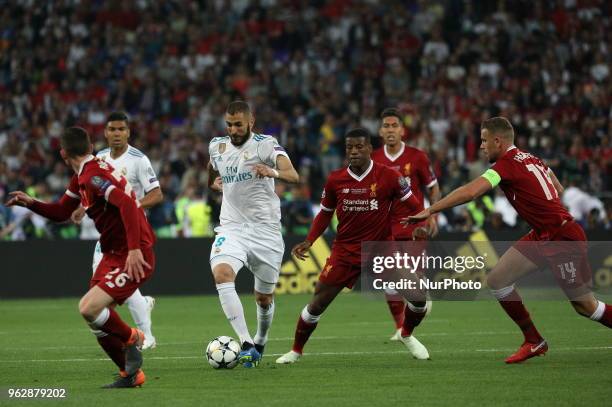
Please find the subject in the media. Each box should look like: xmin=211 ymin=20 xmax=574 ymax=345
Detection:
xmin=6 ymin=191 xmax=34 ymax=207
xmin=253 ymin=164 xmax=277 ymax=179
xmin=292 ymin=241 xmax=312 ymax=261
xmin=426 ymin=215 xmax=439 ymax=237
xmin=124 ymin=249 xmax=151 ymax=283
xmin=412 ymin=226 xmax=429 ymax=241
xmin=71 ymin=206 xmax=87 ymax=224
xmin=211 ymin=177 xmax=223 ymax=192
xmin=401 ymin=208 xmax=432 ymax=225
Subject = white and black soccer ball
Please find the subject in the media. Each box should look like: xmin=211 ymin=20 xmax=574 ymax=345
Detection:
xmin=205 ymin=336 xmax=241 ymax=369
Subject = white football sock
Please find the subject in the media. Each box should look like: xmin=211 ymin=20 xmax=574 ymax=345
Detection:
xmin=125 ymin=289 xmax=152 ymax=337
xmin=254 ymin=301 xmax=275 ymax=346
xmin=216 ymin=282 xmax=253 ymax=345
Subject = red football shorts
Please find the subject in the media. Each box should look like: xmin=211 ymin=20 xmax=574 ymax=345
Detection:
xmin=513 ymin=220 xmax=592 ymax=298
xmin=90 ymin=246 xmax=156 ymax=304
xmin=318 ymin=243 xmax=362 ymax=289
xmin=391 ymin=220 xmax=428 ymax=241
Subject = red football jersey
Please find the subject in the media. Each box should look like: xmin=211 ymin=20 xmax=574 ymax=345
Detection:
xmin=67 ymin=156 xmax=155 ymax=253
xmin=320 ymin=161 xmax=418 ymax=244
xmin=489 ymin=146 xmax=572 ymax=239
xmin=371 ymin=143 xmax=436 ymax=235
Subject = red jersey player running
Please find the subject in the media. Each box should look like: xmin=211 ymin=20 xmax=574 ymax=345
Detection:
xmin=407 ymin=117 xmax=612 ymax=363
xmin=6 ymin=127 xmax=155 ymax=387
xmin=372 ymin=108 xmax=440 ymax=340
xmin=276 ymin=128 xmax=429 ymax=364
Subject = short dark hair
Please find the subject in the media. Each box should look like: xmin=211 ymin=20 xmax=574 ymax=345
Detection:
xmin=106 ymin=111 xmax=129 ymax=124
xmin=226 ymin=100 xmax=252 ymax=115
xmin=345 ymin=127 xmax=371 ymax=144
xmin=61 ymin=127 xmax=91 ymax=157
xmin=380 ymin=108 xmax=402 ymax=122
xmin=481 ymin=117 xmax=514 ymax=141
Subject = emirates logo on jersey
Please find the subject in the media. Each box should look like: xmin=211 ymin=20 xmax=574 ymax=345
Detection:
xmin=370 ymin=183 xmax=377 ymax=197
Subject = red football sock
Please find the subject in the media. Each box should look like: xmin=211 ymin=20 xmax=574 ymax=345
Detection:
xmin=597 ymin=304 xmax=612 ymax=328
xmin=97 ymin=334 xmax=126 ymax=370
xmin=101 ymin=308 xmax=133 ymax=343
xmin=292 ymin=316 xmax=318 ymax=354
xmin=385 ymin=295 xmax=405 ymax=329
xmin=401 ymin=302 xmax=427 ymax=337
xmin=498 ymin=290 xmax=543 ymax=343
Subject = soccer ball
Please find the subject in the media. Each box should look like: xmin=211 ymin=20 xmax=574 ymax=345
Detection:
xmin=205 ymin=336 xmax=241 ymax=369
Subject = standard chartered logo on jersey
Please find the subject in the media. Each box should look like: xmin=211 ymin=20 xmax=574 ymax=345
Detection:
xmin=222 ymin=166 xmax=253 ymax=184
xmin=277 ymin=238 xmax=331 ymax=294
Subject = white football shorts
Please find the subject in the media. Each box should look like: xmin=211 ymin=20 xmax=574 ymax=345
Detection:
xmin=209 ymin=223 xmax=284 ymax=294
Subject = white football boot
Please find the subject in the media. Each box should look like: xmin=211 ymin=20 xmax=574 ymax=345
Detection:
xmin=400 ymin=335 xmax=430 ymax=360
xmin=275 ymin=351 xmax=301 ymax=364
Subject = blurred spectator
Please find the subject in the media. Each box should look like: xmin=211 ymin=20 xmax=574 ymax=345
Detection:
xmin=0 ymin=0 xmax=609 ymax=238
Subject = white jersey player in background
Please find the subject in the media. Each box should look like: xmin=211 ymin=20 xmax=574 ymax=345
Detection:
xmin=72 ymin=111 xmax=163 ymax=350
xmin=208 ymin=101 xmax=299 ymax=367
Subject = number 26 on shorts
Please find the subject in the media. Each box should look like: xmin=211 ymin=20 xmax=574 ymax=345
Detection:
xmin=105 ymin=268 xmax=129 ymax=288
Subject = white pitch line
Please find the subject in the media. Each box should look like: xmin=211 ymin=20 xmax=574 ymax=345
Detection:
xmin=0 ymin=346 xmax=610 ymax=364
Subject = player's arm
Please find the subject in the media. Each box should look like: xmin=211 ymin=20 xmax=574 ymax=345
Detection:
xmin=405 ymin=175 xmax=493 ymax=223
xmin=425 ymin=182 xmax=441 ymax=237
xmin=7 ymin=189 xmax=80 ymax=223
xmin=548 ymin=168 xmax=564 ymax=195
xmin=105 ymin=186 xmax=150 ymax=282
xmin=292 ymin=208 xmax=334 ymax=260
xmin=139 ymin=187 xmax=163 ymax=209
xmin=207 ymin=161 xmax=222 ymax=192
xmin=293 ymin=178 xmax=336 ymax=260
xmin=253 ymin=155 xmax=300 ymax=183
xmin=137 ymin=157 xmax=164 ymax=209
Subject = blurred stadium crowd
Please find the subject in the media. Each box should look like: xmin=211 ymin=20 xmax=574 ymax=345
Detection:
xmin=0 ymin=0 xmax=610 ymax=240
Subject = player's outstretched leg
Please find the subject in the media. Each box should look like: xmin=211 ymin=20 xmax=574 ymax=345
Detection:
xmin=276 ymin=305 xmax=320 ymax=364
xmin=384 ymin=289 xmax=405 ymax=341
xmin=253 ymin=295 xmax=275 ymax=357
xmin=399 ymin=301 xmax=430 ymax=360
xmin=102 ymin=369 xmax=146 ymax=389
xmin=490 ymin=285 xmax=547 ymax=363
xmin=80 ymin=286 xmax=145 ymax=384
xmin=213 ymin=262 xmax=261 ymax=368
xmin=572 ymin=297 xmax=612 ymax=328
xmin=276 ymin=282 xmax=343 ymax=364
xmin=125 ymin=289 xmax=156 ymax=350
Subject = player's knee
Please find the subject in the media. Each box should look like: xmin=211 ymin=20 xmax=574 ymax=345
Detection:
xmin=78 ymin=297 xmax=96 ymax=320
xmin=255 ymin=293 xmax=273 ymax=308
xmin=571 ymin=300 xmax=596 ymax=317
xmin=212 ymin=265 xmax=236 ymax=284
xmin=486 ymin=272 xmax=505 ymax=290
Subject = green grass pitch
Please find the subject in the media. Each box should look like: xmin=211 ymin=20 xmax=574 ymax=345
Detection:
xmin=0 ymin=294 xmax=610 ymax=406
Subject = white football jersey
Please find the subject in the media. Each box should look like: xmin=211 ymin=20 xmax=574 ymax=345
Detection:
xmin=96 ymin=145 xmax=160 ymax=200
xmin=209 ymin=133 xmax=289 ymax=225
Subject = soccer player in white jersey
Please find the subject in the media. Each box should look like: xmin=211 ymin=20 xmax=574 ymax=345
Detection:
xmin=207 ymin=101 xmax=299 ymax=367
xmin=72 ymin=111 xmax=163 ymax=350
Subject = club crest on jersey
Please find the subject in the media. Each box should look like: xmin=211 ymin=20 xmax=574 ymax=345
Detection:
xmin=404 ymin=163 xmax=411 ymax=176
xmin=243 ymin=151 xmax=250 ymax=160
xmin=121 ymin=167 xmax=127 ymax=176
xmin=370 ymin=183 xmax=377 ymax=197
xmin=218 ymin=143 xmax=226 ymax=154
xmin=342 ymin=188 xmax=350 ymax=193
